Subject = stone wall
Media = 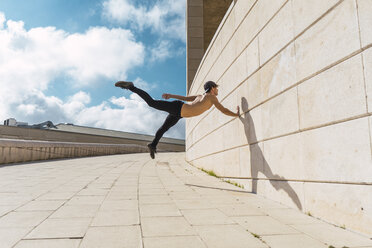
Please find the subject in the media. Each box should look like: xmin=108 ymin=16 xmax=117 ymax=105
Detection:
xmin=186 ymin=0 xmax=372 ymax=236
xmin=0 ymin=139 xmax=148 ymax=165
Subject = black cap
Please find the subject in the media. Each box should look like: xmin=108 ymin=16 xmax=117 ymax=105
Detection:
xmin=204 ymin=81 xmax=218 ymax=93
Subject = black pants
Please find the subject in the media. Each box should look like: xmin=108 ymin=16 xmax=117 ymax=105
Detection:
xmin=130 ymin=86 xmax=183 ymax=148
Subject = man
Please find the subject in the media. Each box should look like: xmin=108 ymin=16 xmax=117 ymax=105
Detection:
xmin=115 ymin=80 xmax=240 ymax=159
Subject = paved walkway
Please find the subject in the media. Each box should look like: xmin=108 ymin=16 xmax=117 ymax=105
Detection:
xmin=0 ymin=153 xmax=371 ymax=248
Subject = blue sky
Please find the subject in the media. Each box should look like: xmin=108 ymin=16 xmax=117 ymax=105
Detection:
xmin=0 ymin=0 xmax=186 ymax=139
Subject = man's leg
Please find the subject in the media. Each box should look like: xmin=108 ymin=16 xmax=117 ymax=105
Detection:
xmin=148 ymin=114 xmax=181 ymax=159
xmin=116 ymin=81 xmax=181 ymax=115
xmin=130 ymin=86 xmax=178 ymax=114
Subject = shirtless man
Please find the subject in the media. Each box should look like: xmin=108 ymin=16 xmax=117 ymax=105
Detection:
xmin=115 ymin=80 xmax=240 ymax=159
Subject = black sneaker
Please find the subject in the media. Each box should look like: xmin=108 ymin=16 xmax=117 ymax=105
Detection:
xmin=147 ymin=143 xmax=156 ymax=159
xmin=115 ymin=81 xmax=134 ymax=89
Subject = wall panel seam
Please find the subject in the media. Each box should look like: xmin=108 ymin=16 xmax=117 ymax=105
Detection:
xmin=187 ymin=113 xmax=371 ymax=161
xmin=219 ymin=177 xmax=372 ymax=186
xmin=355 ymin=0 xmax=372 ymax=160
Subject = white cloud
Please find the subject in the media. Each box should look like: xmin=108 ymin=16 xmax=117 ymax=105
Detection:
xmin=0 ymin=12 xmax=6 ymax=29
xmin=0 ymin=15 xmax=145 ymax=92
xmin=102 ymin=0 xmax=186 ymax=42
xmin=0 ymin=13 xmax=144 ymax=121
xmin=133 ymin=77 xmax=157 ymax=91
xmin=150 ymin=40 xmax=172 ymax=62
xmin=62 ymin=27 xmax=145 ymax=84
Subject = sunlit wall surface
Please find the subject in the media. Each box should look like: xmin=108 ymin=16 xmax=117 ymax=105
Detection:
xmin=186 ymin=0 xmax=372 ymax=236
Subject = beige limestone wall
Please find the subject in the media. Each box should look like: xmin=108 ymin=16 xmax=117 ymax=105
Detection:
xmin=186 ymin=0 xmax=372 ymax=237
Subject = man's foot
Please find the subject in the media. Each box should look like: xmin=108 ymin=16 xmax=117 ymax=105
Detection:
xmin=115 ymin=81 xmax=134 ymax=89
xmin=147 ymin=143 xmax=156 ymax=159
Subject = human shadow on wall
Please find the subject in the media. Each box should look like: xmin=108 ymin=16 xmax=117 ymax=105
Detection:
xmin=239 ymin=97 xmax=302 ymax=210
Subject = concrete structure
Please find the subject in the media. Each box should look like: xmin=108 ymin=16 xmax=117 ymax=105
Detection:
xmin=0 ymin=124 xmax=184 ymax=164
xmin=1 ymin=153 xmax=372 ymax=248
xmin=0 ymin=138 xmax=148 ymax=165
xmin=186 ymin=0 xmax=233 ymax=91
xmin=55 ymin=124 xmax=184 ymax=147
xmin=0 ymin=124 xmax=184 ymax=151
xmin=4 ymin=118 xmax=28 ymax=127
xmin=186 ymin=0 xmax=372 ymax=237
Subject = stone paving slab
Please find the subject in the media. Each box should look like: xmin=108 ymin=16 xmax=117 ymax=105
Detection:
xmin=99 ymin=200 xmax=138 ymax=211
xmin=143 ymin=236 xmax=207 ymax=248
xmin=140 ymin=204 xmax=182 ymax=217
xmin=141 ymin=216 xmax=196 ymax=237
xmin=194 ymin=224 xmax=267 ymax=248
xmin=0 ymin=211 xmax=51 ymax=228
xmin=16 ymin=200 xmax=65 ymax=211
xmin=25 ymin=218 xmax=92 ymax=239
xmin=0 ymin=227 xmax=32 ymax=248
xmin=79 ymin=226 xmax=142 ymax=248
xmin=91 ymin=209 xmax=140 ymax=226
xmin=49 ymin=205 xmax=99 ymax=218
xmin=181 ymin=209 xmax=236 ymax=225
xmin=291 ymin=223 xmax=372 ymax=247
xmin=262 ymin=234 xmax=328 ymax=248
xmin=232 ymin=216 xmax=300 ymax=235
xmin=14 ymin=239 xmax=81 ymax=248
xmin=0 ymin=152 xmax=371 ymax=248
xmin=66 ymin=196 xmax=106 ymax=206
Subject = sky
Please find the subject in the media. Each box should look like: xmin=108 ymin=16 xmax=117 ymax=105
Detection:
xmin=0 ymin=0 xmax=187 ymax=139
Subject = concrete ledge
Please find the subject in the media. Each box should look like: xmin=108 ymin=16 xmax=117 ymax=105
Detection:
xmin=0 ymin=138 xmax=148 ymax=165
xmin=0 ymin=125 xmax=185 ymax=153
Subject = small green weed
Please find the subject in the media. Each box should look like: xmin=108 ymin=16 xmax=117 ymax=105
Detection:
xmin=306 ymin=211 xmax=312 ymax=217
xmin=252 ymin=233 xmax=260 ymax=239
xmin=328 ymin=246 xmax=336 ymax=248
xmin=225 ymin=179 xmax=244 ymax=189
xmin=200 ymin=168 xmax=218 ymax=177
xmin=247 ymin=230 xmax=268 ymax=245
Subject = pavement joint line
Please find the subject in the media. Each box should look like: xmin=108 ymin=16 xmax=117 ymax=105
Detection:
xmin=21 ymin=237 xmax=84 ymax=240
xmin=137 ymin=158 xmax=152 ymax=248
xmin=185 ymin=183 xmax=250 ymax=193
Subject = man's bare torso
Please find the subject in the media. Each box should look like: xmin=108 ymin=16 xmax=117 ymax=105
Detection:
xmin=181 ymin=94 xmax=213 ymax=118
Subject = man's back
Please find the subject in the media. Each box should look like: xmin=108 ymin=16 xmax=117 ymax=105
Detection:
xmin=181 ymin=94 xmax=214 ymax=117
xmin=162 ymin=83 xmax=239 ymax=118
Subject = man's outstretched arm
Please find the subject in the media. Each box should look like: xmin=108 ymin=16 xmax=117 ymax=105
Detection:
xmin=162 ymin=93 xmax=197 ymax=102
xmin=211 ymin=95 xmax=240 ymax=117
